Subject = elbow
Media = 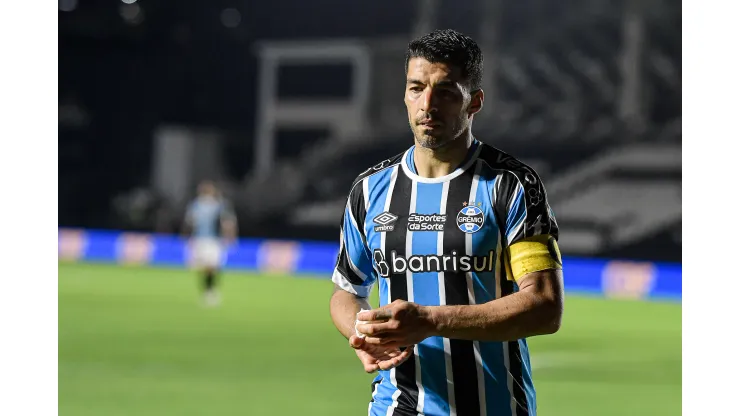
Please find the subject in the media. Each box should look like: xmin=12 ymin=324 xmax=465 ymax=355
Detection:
xmin=539 ymin=297 xmax=563 ymax=335
xmin=518 ymin=269 xmax=565 ymax=336
xmin=543 ymin=315 xmax=562 ymax=335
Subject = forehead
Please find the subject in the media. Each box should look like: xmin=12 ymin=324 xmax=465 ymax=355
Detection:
xmin=406 ymin=57 xmax=464 ymax=83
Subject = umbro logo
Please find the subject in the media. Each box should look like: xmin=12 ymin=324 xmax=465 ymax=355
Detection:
xmin=373 ymin=212 xmax=398 ymax=232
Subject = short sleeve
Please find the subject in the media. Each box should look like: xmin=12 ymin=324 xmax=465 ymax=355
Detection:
xmin=331 ymin=184 xmax=376 ymax=298
xmin=495 ymin=170 xmax=562 ymax=281
xmin=497 ymin=171 xmax=559 ymax=246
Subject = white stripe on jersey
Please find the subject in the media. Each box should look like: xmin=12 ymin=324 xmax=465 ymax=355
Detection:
xmin=368 ymin=380 xmax=380 ymax=416
xmin=437 ymin=180 xmax=456 ymax=416
xmin=492 ymin=173 xmax=503 ymax=211
xmin=363 ymin=177 xmax=370 ymax=212
xmin=507 ymin=216 xmax=526 ymax=246
xmin=466 ymin=161 xmax=487 ymax=416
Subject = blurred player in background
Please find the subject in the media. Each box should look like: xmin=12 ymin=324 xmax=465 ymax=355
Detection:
xmin=330 ymin=29 xmax=564 ymax=415
xmin=182 ymin=180 xmax=237 ymax=307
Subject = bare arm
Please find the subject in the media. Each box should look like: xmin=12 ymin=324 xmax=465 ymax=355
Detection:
xmin=426 ymin=269 xmax=564 ymax=341
xmin=357 ymin=269 xmax=563 ymax=347
xmin=220 ymin=217 xmax=237 ymax=242
xmin=330 ymin=284 xmax=373 ymax=339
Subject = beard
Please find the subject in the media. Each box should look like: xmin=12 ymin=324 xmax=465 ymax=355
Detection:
xmin=416 ymin=132 xmax=453 ymax=149
xmin=412 ymin=115 xmax=468 ymax=150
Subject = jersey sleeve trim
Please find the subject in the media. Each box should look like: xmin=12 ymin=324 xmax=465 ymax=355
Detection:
xmin=331 ymin=267 xmax=374 ymax=298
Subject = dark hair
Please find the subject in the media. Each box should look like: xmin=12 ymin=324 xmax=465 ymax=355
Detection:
xmin=405 ymin=29 xmax=483 ymax=91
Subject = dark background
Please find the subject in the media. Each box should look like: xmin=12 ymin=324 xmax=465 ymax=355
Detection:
xmin=58 ymin=0 xmax=681 ymax=262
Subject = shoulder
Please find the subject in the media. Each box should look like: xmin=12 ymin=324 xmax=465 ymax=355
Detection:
xmin=346 ymin=151 xmax=406 ymax=196
xmin=475 ymin=142 xmax=552 ymax=216
xmin=342 ymin=150 xmax=405 ymax=222
xmin=476 ymin=142 xmax=542 ymax=185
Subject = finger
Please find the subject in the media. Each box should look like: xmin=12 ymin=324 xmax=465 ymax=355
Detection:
xmin=364 ymin=362 xmax=380 ymax=373
xmin=385 ymin=349 xmax=402 ymax=358
xmin=377 ymin=348 xmax=412 ymax=371
xmin=355 ymin=350 xmax=380 ymax=372
xmin=356 ymin=321 xmax=400 ymax=336
xmin=377 ymin=360 xmax=395 ymax=371
xmin=392 ymin=348 xmax=413 ymax=366
xmin=356 ymin=345 xmax=396 ymax=361
xmin=364 ymin=336 xmax=405 ymax=349
xmin=349 ymin=335 xmax=365 ymax=349
xmin=357 ymin=308 xmax=394 ymax=322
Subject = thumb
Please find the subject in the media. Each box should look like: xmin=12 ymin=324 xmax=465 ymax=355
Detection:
xmin=349 ymin=335 xmax=365 ymax=349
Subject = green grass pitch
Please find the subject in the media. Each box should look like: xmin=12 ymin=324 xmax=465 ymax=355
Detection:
xmin=59 ymin=262 xmax=681 ymax=416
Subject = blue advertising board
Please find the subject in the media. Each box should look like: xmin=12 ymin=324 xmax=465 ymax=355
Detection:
xmin=59 ymin=228 xmax=681 ymax=301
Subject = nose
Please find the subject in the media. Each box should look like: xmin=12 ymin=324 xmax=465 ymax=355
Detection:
xmin=420 ymin=88 xmax=438 ymax=113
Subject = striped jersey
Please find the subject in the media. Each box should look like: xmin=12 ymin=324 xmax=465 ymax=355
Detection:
xmin=185 ymin=196 xmax=235 ymax=239
xmin=332 ymin=139 xmax=559 ymax=416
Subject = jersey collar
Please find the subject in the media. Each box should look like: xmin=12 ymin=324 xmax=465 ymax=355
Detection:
xmin=402 ymin=139 xmax=482 ymax=184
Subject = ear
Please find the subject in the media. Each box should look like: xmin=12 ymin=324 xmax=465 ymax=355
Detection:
xmin=467 ymin=89 xmax=484 ymax=117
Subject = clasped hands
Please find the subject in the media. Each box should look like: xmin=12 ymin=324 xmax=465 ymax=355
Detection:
xmin=349 ymin=300 xmax=435 ymax=373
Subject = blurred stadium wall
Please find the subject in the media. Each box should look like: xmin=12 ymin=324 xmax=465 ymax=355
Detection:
xmin=59 ymin=0 xmax=680 ymax=295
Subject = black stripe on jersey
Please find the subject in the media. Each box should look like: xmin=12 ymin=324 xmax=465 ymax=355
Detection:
xmin=335 ymin=244 xmax=365 ymax=286
xmin=349 ymin=181 xmax=368 ymax=231
xmin=509 ymin=340 xmax=529 ymax=415
xmin=384 ymin=171 xmax=420 ymax=415
xmin=493 ymin=171 xmax=519 ymax=233
xmin=369 ymin=378 xmax=381 ymax=403
xmin=386 ymin=170 xmax=412 ymax=300
xmin=499 ymin=260 xmax=529 ymax=415
xmin=389 ymin=406 xmax=419 ymax=416
xmin=347 ymin=178 xmax=369 ymax=249
xmin=442 ymin=169 xmax=481 ymax=416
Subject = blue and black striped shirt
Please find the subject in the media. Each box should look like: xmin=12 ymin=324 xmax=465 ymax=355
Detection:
xmin=332 ymin=139 xmax=558 ymax=416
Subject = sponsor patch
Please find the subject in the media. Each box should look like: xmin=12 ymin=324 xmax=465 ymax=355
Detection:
xmin=373 ymin=211 xmax=398 ymax=232
xmin=407 ymin=213 xmax=446 ymax=231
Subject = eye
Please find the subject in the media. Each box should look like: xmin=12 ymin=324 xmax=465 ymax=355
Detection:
xmin=409 ymin=86 xmax=423 ymax=92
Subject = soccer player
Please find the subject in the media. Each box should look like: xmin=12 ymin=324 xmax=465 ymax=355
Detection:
xmin=329 ymin=29 xmax=564 ymax=416
xmin=182 ymin=180 xmax=237 ymax=306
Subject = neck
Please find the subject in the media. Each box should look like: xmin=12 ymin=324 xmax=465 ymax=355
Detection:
xmin=413 ymin=130 xmax=474 ymax=179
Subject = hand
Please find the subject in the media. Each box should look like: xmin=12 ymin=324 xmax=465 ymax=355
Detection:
xmin=349 ymin=334 xmax=412 ymax=373
xmin=355 ymin=300 xmax=435 ymax=350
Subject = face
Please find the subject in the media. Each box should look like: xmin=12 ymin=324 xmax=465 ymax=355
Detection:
xmin=198 ymin=181 xmax=217 ymax=198
xmin=404 ymin=57 xmax=483 ymax=149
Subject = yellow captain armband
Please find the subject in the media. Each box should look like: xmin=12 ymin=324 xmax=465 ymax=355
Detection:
xmin=506 ymin=235 xmax=563 ymax=281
